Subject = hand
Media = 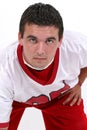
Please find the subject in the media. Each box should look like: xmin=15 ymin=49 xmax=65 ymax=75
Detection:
xmin=62 ymin=84 xmax=81 ymax=106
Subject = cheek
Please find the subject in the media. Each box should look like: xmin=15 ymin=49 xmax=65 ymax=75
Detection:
xmin=23 ymin=46 xmax=29 ymax=56
xmin=50 ymin=45 xmax=58 ymax=54
xmin=24 ymin=46 xmax=35 ymax=59
xmin=48 ymin=48 xmax=57 ymax=59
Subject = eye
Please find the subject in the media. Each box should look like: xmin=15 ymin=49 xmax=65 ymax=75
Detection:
xmin=46 ymin=39 xmax=54 ymax=44
xmin=28 ymin=38 xmax=37 ymax=43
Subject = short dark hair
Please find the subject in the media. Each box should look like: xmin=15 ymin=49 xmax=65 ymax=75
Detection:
xmin=19 ymin=3 xmax=64 ymax=40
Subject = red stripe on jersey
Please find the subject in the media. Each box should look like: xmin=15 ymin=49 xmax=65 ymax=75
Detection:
xmin=0 ymin=122 xmax=9 ymax=128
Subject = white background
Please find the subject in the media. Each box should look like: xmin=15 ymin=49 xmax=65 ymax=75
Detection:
xmin=0 ymin=0 xmax=87 ymax=130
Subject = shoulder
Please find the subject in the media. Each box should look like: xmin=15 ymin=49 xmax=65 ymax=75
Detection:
xmin=63 ymin=30 xmax=87 ymax=46
xmin=60 ymin=31 xmax=87 ymax=68
xmin=61 ymin=30 xmax=87 ymax=52
xmin=0 ymin=41 xmax=18 ymax=66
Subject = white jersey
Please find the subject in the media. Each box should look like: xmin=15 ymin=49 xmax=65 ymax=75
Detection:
xmin=0 ymin=31 xmax=87 ymax=126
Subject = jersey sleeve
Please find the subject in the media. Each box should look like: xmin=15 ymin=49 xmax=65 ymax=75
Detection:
xmin=61 ymin=31 xmax=87 ymax=88
xmin=0 ymin=65 xmax=13 ymax=128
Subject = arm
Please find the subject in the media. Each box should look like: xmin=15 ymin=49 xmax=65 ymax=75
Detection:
xmin=63 ymin=67 xmax=87 ymax=106
xmin=78 ymin=67 xmax=87 ymax=85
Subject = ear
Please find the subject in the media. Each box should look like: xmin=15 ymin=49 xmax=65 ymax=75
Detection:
xmin=58 ymin=35 xmax=63 ymax=48
xmin=18 ymin=32 xmax=23 ymax=45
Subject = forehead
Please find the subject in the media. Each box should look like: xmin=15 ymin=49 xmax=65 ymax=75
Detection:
xmin=23 ymin=23 xmax=59 ymax=38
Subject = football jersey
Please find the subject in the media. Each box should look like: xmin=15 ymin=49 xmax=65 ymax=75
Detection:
xmin=0 ymin=31 xmax=87 ymax=129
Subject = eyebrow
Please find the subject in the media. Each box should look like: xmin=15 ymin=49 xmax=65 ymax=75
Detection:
xmin=26 ymin=35 xmax=37 ymax=39
xmin=26 ymin=35 xmax=56 ymax=41
xmin=46 ymin=37 xmax=56 ymax=40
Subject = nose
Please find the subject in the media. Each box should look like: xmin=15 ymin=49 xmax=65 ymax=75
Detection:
xmin=36 ymin=42 xmax=45 ymax=55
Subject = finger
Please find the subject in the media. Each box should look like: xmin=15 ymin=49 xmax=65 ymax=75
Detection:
xmin=70 ymin=96 xmax=81 ymax=106
xmin=77 ymin=98 xmax=82 ymax=105
xmin=69 ymin=97 xmax=78 ymax=106
xmin=63 ymin=93 xmax=74 ymax=105
xmin=66 ymin=93 xmax=81 ymax=106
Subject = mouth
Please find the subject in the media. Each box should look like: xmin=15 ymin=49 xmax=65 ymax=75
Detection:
xmin=33 ymin=57 xmax=47 ymax=63
xmin=34 ymin=57 xmax=47 ymax=60
xmin=34 ymin=57 xmax=46 ymax=60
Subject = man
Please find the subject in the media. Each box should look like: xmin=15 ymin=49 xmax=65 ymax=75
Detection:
xmin=0 ymin=2 xmax=87 ymax=130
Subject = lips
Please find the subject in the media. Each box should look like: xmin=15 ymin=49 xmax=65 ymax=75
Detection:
xmin=34 ymin=57 xmax=47 ymax=61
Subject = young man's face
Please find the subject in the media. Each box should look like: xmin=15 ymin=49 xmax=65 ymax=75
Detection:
xmin=18 ymin=23 xmax=63 ymax=69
